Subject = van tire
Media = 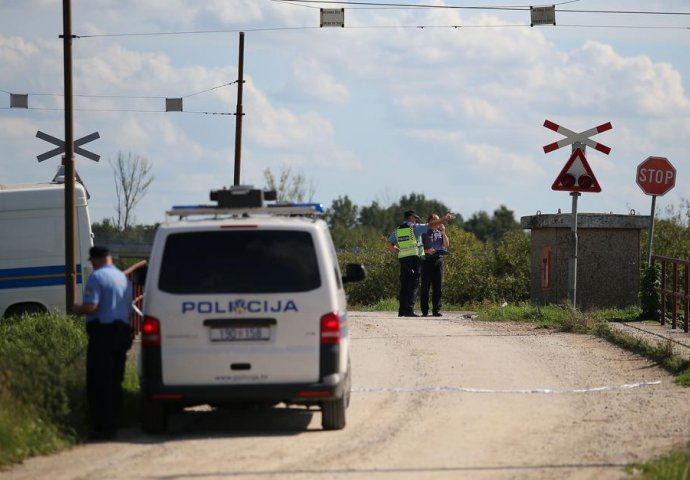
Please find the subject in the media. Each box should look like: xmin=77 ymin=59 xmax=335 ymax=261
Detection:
xmin=141 ymin=398 xmax=168 ymax=434
xmin=4 ymin=303 xmax=47 ymax=318
xmin=321 ymin=396 xmax=346 ymax=430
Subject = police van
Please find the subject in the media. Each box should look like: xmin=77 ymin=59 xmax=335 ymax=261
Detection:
xmin=0 ymin=179 xmax=93 ymax=318
xmin=139 ymin=187 xmax=365 ymax=432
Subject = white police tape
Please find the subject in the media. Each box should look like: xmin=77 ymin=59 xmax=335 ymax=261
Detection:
xmin=353 ymin=380 xmax=662 ymax=395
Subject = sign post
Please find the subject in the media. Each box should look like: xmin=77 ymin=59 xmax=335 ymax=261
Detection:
xmin=636 ymin=156 xmax=676 ymax=265
xmin=37 ymin=128 xmax=99 ymax=312
xmin=543 ymin=119 xmax=612 ymax=308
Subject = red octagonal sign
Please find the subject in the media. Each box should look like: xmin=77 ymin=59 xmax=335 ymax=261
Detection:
xmin=636 ymin=156 xmax=676 ymax=196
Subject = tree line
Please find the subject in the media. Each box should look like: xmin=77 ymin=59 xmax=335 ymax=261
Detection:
xmin=326 ymin=193 xmax=522 ymax=248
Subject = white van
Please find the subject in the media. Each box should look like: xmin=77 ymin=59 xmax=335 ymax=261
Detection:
xmin=0 ymin=180 xmax=93 ymax=318
xmin=138 ymin=187 xmax=365 ymax=432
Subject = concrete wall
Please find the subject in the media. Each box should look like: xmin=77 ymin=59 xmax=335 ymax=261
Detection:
xmin=520 ymin=213 xmax=650 ymax=309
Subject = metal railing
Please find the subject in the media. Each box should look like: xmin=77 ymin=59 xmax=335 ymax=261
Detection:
xmin=123 ymin=260 xmax=147 ymax=334
xmin=652 ymin=255 xmax=690 ymax=333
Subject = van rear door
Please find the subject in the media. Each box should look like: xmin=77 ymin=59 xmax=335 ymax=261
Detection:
xmin=152 ymin=227 xmax=325 ymax=386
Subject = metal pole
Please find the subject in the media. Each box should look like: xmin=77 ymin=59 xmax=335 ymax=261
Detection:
xmin=646 ymin=195 xmax=657 ymax=266
xmin=568 ymin=191 xmax=580 ymax=309
xmin=233 ymin=32 xmax=245 ymax=186
xmin=62 ymin=0 xmax=77 ymax=311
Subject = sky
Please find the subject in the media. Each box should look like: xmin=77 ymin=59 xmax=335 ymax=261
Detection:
xmin=1 ymin=0 xmax=689 ymax=227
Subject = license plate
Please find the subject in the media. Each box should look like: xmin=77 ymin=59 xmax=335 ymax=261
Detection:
xmin=210 ymin=327 xmax=270 ymax=342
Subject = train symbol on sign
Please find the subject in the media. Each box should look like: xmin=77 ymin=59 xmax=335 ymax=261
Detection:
xmin=551 ymin=148 xmax=601 ymax=192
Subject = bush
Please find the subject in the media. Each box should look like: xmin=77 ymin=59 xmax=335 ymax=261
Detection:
xmin=0 ymin=313 xmax=89 ymax=450
xmin=639 ymin=264 xmax=661 ymax=320
xmin=340 ymin=225 xmax=531 ymax=306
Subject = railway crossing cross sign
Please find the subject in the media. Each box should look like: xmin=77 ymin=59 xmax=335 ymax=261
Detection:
xmin=36 ymin=131 xmax=101 ymax=162
xmin=542 ymin=120 xmax=612 ymax=155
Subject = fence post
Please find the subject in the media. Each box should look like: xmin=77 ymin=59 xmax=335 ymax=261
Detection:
xmin=660 ymin=259 xmax=667 ymax=326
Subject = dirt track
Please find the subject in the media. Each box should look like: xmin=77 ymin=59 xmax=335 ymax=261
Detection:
xmin=4 ymin=312 xmax=690 ymax=480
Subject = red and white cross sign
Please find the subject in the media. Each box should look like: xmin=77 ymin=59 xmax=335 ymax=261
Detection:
xmin=542 ymin=120 xmax=612 ymax=155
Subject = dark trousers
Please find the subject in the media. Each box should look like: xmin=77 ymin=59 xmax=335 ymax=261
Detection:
xmin=398 ymin=256 xmax=422 ymax=315
xmin=421 ymin=256 xmax=444 ymax=315
xmin=86 ymin=321 xmax=132 ymax=435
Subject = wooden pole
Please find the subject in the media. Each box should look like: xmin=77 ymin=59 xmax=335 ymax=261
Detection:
xmin=62 ymin=0 xmax=77 ymax=311
xmin=233 ymin=32 xmax=245 ymax=186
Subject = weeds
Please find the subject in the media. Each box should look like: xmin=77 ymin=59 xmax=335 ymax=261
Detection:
xmin=0 ymin=313 xmax=139 ymax=467
xmin=627 ymin=442 xmax=690 ymax=480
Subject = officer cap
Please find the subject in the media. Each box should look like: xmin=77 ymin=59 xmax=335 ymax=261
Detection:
xmin=88 ymin=245 xmax=111 ymax=260
xmin=403 ymin=210 xmax=420 ymax=220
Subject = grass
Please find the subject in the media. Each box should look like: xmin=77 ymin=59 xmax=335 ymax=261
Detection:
xmin=0 ymin=312 xmax=140 ymax=467
xmin=626 ymin=442 xmax=690 ymax=480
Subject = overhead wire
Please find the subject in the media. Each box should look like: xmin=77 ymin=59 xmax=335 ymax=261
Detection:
xmin=0 ymin=106 xmax=234 ymax=115
xmin=272 ymin=0 xmax=690 ymax=16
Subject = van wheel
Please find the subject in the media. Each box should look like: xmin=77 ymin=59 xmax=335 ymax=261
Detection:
xmin=141 ymin=398 xmax=168 ymax=434
xmin=4 ymin=303 xmax=47 ymax=318
xmin=321 ymin=397 xmax=346 ymax=430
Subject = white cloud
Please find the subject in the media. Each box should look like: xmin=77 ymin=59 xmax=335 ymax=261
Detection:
xmin=292 ymin=57 xmax=350 ymax=104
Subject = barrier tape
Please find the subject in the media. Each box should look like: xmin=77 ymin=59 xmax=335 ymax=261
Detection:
xmin=353 ymin=380 xmax=661 ymax=395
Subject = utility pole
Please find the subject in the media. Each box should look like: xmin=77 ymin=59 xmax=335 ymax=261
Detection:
xmin=61 ymin=0 xmax=77 ymax=311
xmin=233 ymin=32 xmax=245 ymax=186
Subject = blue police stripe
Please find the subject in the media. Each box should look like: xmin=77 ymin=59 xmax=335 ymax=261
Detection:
xmin=0 ymin=265 xmax=83 ymax=290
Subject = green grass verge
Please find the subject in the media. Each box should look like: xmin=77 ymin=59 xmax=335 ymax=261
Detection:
xmin=626 ymin=442 xmax=690 ymax=479
xmin=592 ymin=322 xmax=690 ymax=386
xmin=0 ymin=313 xmax=140 ymax=467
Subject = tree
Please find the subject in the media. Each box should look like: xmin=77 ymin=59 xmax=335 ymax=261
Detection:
xmin=464 ymin=205 xmax=520 ymax=242
xmin=464 ymin=210 xmax=493 ymax=242
xmin=110 ymin=152 xmax=153 ymax=231
xmin=327 ymin=195 xmax=359 ymax=229
xmin=263 ymin=166 xmax=316 ymax=203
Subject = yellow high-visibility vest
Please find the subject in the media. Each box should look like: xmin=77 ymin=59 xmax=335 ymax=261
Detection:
xmin=396 ymin=224 xmax=421 ymax=259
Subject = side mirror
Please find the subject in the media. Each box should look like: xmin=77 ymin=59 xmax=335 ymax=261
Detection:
xmin=342 ymin=263 xmax=366 ymax=284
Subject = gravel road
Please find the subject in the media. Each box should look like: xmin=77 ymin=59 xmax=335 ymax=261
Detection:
xmin=4 ymin=312 xmax=690 ymax=480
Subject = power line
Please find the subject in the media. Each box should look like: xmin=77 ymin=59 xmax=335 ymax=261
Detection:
xmin=72 ymin=21 xmax=690 ymax=38
xmin=78 ymin=26 xmax=320 ymax=38
xmin=0 ymin=81 xmax=238 ymax=102
xmin=273 ymin=0 xmax=690 ymax=16
xmin=0 ymin=106 xmax=234 ymax=115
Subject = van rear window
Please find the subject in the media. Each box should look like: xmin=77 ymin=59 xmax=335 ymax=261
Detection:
xmin=158 ymin=230 xmax=321 ymax=294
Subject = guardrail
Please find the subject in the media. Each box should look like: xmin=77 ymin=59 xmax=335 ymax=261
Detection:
xmin=652 ymin=255 xmax=690 ymax=333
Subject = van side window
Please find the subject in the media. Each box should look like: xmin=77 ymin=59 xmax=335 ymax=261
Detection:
xmin=158 ymin=230 xmax=321 ymax=294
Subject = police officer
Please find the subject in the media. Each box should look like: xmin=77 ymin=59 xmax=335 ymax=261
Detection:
xmin=72 ymin=246 xmax=133 ymax=440
xmin=387 ymin=210 xmax=455 ymax=317
xmin=421 ymin=213 xmax=450 ymax=317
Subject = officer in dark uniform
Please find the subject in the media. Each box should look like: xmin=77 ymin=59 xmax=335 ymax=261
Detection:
xmin=72 ymin=246 xmax=133 ymax=440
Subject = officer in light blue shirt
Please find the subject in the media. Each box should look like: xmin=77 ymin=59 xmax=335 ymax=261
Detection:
xmin=73 ymin=245 xmax=133 ymax=440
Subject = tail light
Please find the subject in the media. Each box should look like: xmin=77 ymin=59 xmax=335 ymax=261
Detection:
xmin=142 ymin=316 xmax=161 ymax=347
xmin=320 ymin=312 xmax=340 ymax=344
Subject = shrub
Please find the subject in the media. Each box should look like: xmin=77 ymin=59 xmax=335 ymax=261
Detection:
xmin=340 ymin=225 xmax=531 ymax=306
xmin=639 ymin=264 xmax=661 ymax=320
xmin=0 ymin=313 xmax=88 ymax=435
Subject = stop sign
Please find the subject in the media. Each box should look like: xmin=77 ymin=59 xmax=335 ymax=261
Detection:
xmin=636 ymin=156 xmax=676 ymax=196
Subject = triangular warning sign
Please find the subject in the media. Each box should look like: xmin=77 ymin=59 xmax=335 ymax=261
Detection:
xmin=551 ymin=148 xmax=601 ymax=192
